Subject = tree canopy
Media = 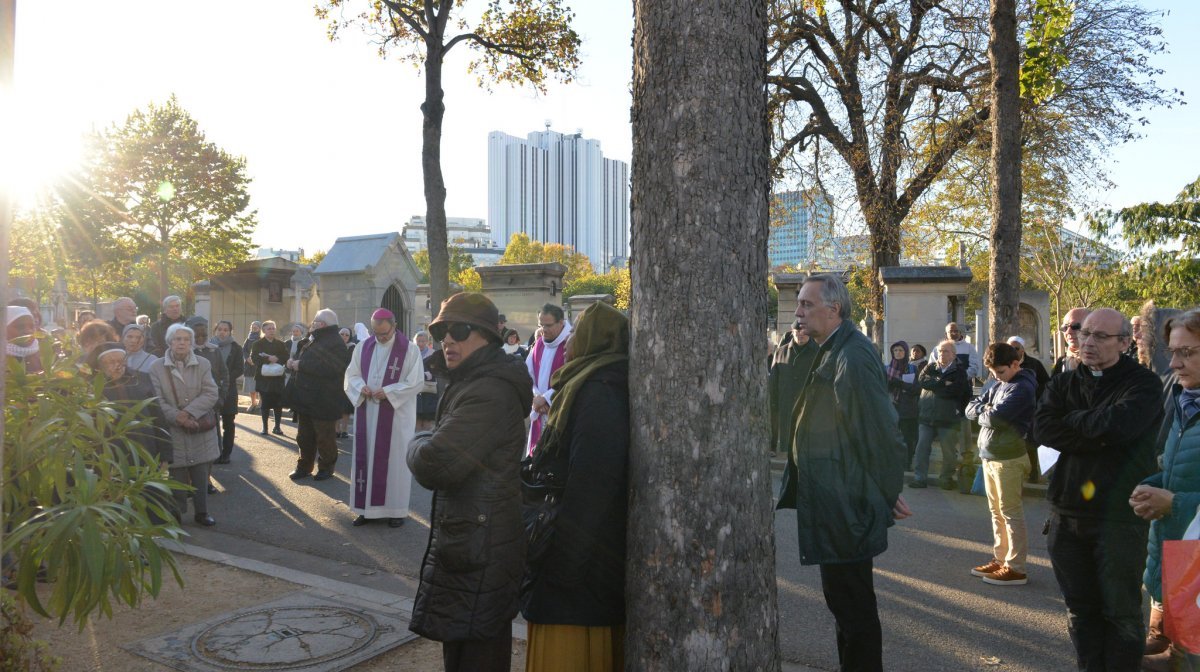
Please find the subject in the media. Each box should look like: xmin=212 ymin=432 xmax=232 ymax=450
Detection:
xmin=497 ymin=232 xmax=594 ymax=287
xmin=54 ymin=95 xmax=256 ymax=301
xmin=315 ymin=0 xmax=581 ymax=322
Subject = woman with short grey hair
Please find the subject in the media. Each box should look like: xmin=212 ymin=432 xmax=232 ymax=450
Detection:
xmin=149 ymin=323 xmax=220 ymax=526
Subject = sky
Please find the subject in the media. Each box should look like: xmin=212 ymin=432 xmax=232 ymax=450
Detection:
xmin=7 ymin=1 xmax=1198 ymax=255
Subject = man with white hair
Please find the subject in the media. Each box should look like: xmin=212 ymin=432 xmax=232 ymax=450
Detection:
xmin=286 ymin=309 xmax=351 ymax=481
xmin=148 ymin=295 xmax=187 ymax=357
xmin=345 ymin=308 xmax=423 ymax=527
xmin=107 ymin=297 xmax=138 ymax=336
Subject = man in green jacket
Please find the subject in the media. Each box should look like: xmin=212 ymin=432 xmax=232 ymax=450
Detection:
xmin=784 ymin=273 xmax=911 ymax=672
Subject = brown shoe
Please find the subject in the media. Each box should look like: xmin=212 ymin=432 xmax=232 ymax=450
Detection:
xmin=1145 ymin=605 xmax=1169 ymax=655
xmin=982 ymin=567 xmax=1027 ymax=586
xmin=971 ymin=560 xmax=1003 ymax=577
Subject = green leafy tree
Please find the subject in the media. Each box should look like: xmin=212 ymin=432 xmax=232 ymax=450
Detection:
xmin=299 ymin=249 xmax=327 ymax=267
xmin=57 ymin=95 xmax=256 ymax=300
xmin=315 ymin=0 xmax=581 ymax=321
xmin=3 ymin=336 xmax=185 ymax=629
xmin=497 ymin=232 xmax=594 ymax=287
xmin=562 ymin=267 xmax=631 ymax=310
xmin=769 ymin=0 xmax=1176 ymax=329
xmin=411 ymin=245 xmax=478 ymax=290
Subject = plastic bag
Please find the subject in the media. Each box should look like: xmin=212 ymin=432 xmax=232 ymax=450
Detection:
xmin=1163 ymin=505 xmax=1200 ymax=655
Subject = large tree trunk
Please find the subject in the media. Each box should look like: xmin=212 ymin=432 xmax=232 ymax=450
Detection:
xmin=627 ymin=0 xmax=779 ymax=669
xmin=987 ymin=0 xmax=1022 ymax=342
xmin=422 ymin=40 xmax=450 ymax=316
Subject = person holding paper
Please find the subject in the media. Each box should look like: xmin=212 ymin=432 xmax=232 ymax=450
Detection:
xmin=1129 ymin=307 xmax=1200 ymax=671
xmin=1034 ymin=307 xmax=1164 ymax=671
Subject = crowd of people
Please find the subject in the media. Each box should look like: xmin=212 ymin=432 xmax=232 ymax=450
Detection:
xmin=770 ymin=277 xmax=1200 ymax=672
xmin=7 ymin=280 xmax=1199 ymax=672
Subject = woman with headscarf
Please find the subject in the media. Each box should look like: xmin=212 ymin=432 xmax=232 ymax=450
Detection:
xmin=148 ymin=324 xmax=220 ymax=526
xmin=122 ymin=324 xmax=157 ymax=374
xmin=521 ymin=301 xmax=630 ymax=672
xmin=91 ymin=343 xmax=172 ymax=465
xmin=5 ymin=305 xmax=43 ymax=374
xmin=886 ymin=340 xmax=920 ymax=467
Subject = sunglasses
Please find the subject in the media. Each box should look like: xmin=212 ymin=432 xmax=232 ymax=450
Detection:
xmin=430 ymin=322 xmax=477 ymax=342
xmin=1059 ymin=322 xmax=1082 ymax=333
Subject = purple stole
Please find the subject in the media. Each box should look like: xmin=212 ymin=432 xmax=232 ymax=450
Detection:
xmin=527 ymin=336 xmax=567 ymax=455
xmin=353 ymin=333 xmax=409 ymax=510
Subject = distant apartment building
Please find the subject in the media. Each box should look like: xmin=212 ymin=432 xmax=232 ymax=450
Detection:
xmin=401 ymin=216 xmax=504 ymax=266
xmin=256 ymin=247 xmax=302 ymax=263
xmin=769 ymin=189 xmax=834 ymax=269
xmin=488 ymin=126 xmax=630 ymax=271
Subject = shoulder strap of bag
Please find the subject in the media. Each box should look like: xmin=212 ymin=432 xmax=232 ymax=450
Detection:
xmin=164 ymin=364 xmax=187 ymax=410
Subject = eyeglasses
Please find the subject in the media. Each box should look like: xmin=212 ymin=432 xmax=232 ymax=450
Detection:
xmin=1060 ymin=322 xmax=1082 ymax=333
xmin=430 ymin=322 xmax=476 ymax=342
xmin=1167 ymin=346 xmax=1199 ymax=360
xmin=1078 ymin=329 xmax=1129 ymax=343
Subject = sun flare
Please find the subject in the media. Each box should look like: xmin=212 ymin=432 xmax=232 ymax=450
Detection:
xmin=0 ymin=93 xmax=85 ymax=212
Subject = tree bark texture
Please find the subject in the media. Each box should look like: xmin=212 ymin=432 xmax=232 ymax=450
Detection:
xmin=988 ymin=0 xmax=1022 ymax=342
xmin=627 ymin=0 xmax=779 ymax=669
xmin=422 ymin=38 xmax=450 ymax=315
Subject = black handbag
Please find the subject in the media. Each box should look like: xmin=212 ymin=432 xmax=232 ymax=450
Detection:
xmin=520 ymin=453 xmax=566 ymax=569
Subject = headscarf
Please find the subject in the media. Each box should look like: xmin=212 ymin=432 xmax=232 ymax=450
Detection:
xmin=886 ymin=340 xmax=910 ymax=381
xmin=534 ymin=302 xmax=629 ymax=458
xmin=5 ymin=306 xmax=40 ymax=358
xmin=354 ymin=322 xmax=370 ymax=342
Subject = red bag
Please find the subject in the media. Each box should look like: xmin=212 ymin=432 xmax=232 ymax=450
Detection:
xmin=1163 ymin=508 xmax=1200 ymax=655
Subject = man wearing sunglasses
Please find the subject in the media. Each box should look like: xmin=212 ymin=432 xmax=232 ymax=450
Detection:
xmin=1052 ymin=307 xmax=1091 ymax=378
xmin=1034 ymin=307 xmax=1165 ymax=670
xmin=407 ymin=292 xmax=533 ymax=672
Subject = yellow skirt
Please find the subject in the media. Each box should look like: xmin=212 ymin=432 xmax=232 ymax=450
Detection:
xmin=525 ymin=623 xmax=625 ymax=672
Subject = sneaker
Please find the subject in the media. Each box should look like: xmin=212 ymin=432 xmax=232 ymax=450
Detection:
xmin=982 ymin=566 xmax=1027 ymax=585
xmin=971 ymin=560 xmax=1003 ymax=577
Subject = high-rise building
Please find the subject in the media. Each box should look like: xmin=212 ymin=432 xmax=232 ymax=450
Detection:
xmin=768 ymin=189 xmax=833 ymax=269
xmin=488 ymin=127 xmax=629 ymax=271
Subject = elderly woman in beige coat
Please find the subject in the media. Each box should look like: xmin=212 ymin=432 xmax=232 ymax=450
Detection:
xmin=150 ymin=323 xmax=220 ymax=526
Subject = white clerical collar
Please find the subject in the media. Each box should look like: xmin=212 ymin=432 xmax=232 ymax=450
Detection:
xmin=544 ymin=321 xmax=572 ymax=348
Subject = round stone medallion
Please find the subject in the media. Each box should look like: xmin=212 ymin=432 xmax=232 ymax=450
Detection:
xmin=192 ymin=605 xmax=382 ymax=669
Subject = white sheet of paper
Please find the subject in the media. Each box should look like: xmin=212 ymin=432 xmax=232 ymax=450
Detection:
xmin=1038 ymin=445 xmax=1060 ymax=475
xmin=901 ymin=373 xmax=915 ymax=384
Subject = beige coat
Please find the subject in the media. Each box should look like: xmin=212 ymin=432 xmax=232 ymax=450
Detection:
xmin=149 ymin=353 xmax=220 ymax=467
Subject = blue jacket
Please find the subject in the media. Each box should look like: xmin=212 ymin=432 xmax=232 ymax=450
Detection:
xmin=1142 ymin=386 xmax=1200 ymax=601
xmin=966 ymin=368 xmax=1037 ymax=461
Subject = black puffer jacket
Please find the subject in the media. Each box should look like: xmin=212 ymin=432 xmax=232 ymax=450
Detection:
xmin=918 ymin=360 xmax=972 ymax=427
xmin=290 ymin=325 xmax=351 ymax=421
xmin=521 ymin=362 xmax=629 ymax=626
xmin=407 ymin=344 xmax=533 ymax=642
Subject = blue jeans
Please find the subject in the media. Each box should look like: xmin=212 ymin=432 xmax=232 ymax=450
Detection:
xmin=1047 ymin=513 xmax=1148 ymax=671
xmin=912 ymin=423 xmax=959 ymax=484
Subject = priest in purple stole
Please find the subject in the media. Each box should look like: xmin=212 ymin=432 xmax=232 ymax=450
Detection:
xmin=525 ymin=303 xmax=572 ymax=456
xmin=344 ymin=309 xmax=424 ymax=527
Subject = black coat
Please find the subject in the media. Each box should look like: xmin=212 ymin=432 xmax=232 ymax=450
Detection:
xmin=193 ymin=343 xmax=228 ymax=413
xmin=406 ymin=345 xmax=533 ymax=642
xmin=1034 ymin=354 xmax=1163 ymax=522
xmin=101 ymin=371 xmax=173 ymax=464
xmin=1022 ymin=354 xmax=1051 ymax=402
xmin=217 ymin=340 xmax=244 ymax=415
xmin=148 ymin=315 xmax=186 ymax=357
xmin=521 ymin=362 xmax=629 ymax=627
xmin=250 ymin=337 xmax=290 ymax=395
xmin=289 ymin=325 xmax=351 ymax=421
xmin=918 ymin=360 xmax=972 ymax=427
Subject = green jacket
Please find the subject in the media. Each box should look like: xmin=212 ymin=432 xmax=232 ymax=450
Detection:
xmin=1142 ymin=387 xmax=1200 ymax=602
xmin=778 ymin=320 xmax=906 ymax=565
xmin=769 ymin=332 xmax=819 ymax=456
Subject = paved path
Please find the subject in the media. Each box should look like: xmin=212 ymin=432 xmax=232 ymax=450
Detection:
xmin=188 ymin=411 xmax=1089 ymax=671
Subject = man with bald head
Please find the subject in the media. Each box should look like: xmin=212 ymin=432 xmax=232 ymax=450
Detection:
xmin=1034 ymin=308 xmax=1164 ymax=671
xmin=1052 ymin=307 xmax=1091 ymax=378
